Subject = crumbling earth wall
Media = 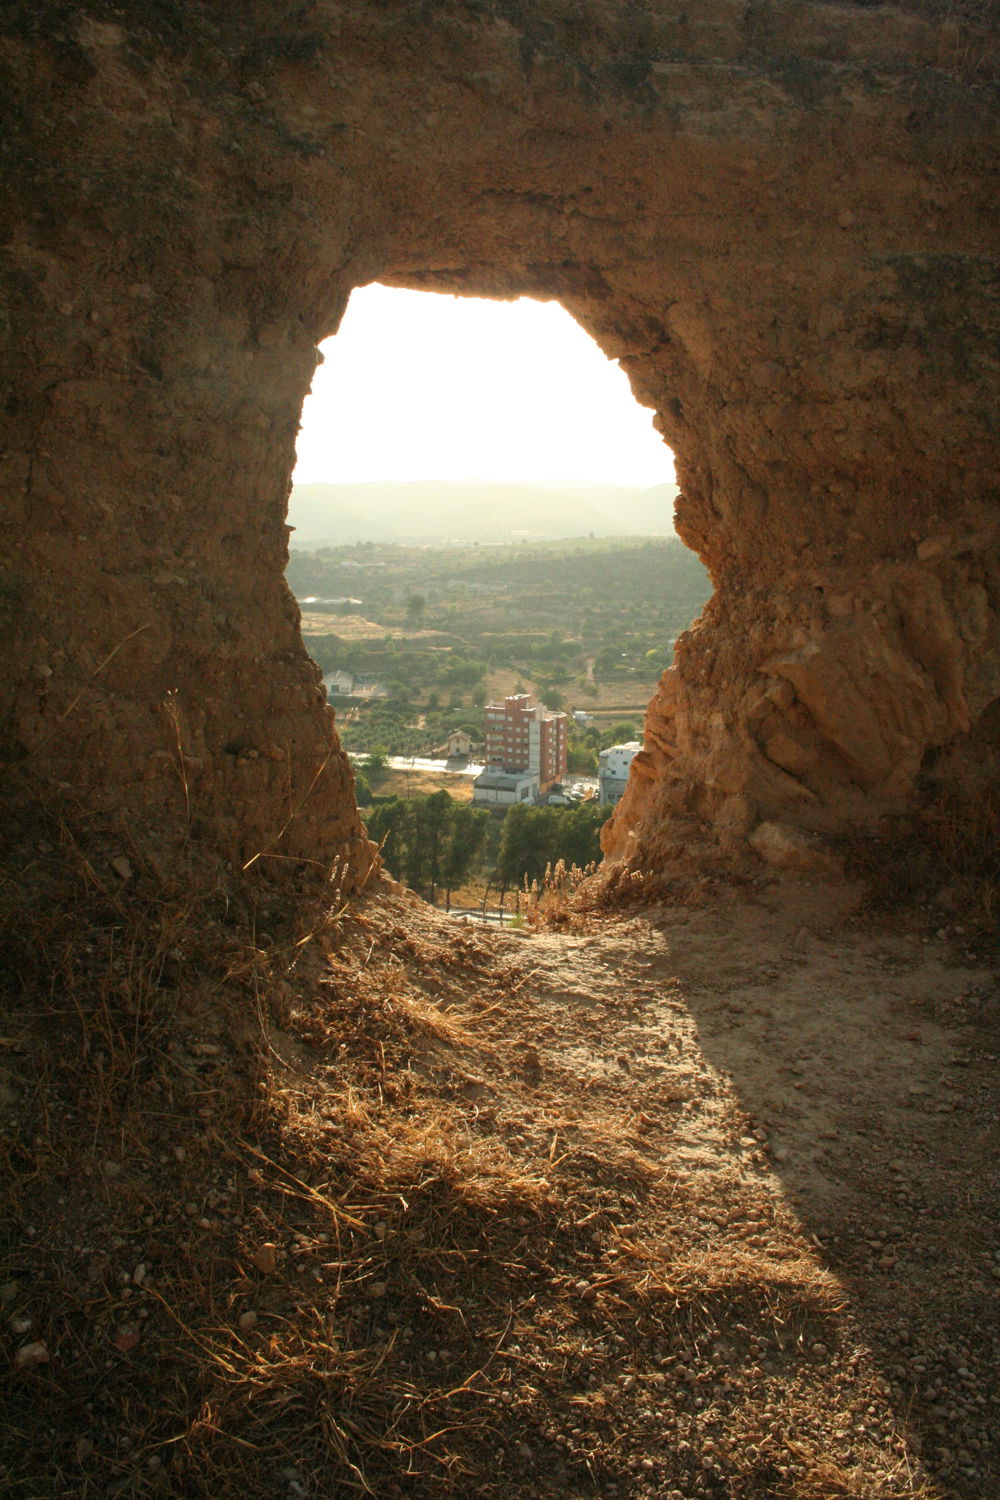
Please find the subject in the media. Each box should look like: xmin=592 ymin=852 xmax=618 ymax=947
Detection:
xmin=1 ymin=1 xmax=997 ymax=883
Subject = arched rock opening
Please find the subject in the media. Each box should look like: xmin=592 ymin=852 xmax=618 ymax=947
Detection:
xmin=2 ymin=2 xmax=998 ymax=885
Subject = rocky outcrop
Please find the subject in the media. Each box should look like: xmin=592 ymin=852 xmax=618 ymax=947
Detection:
xmin=1 ymin=2 xmax=998 ymax=882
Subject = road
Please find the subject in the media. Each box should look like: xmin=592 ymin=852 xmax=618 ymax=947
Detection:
xmin=349 ymin=753 xmax=485 ymax=777
xmin=349 ymin=754 xmax=598 ymax=799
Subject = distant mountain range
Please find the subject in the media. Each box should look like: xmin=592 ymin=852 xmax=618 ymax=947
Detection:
xmin=287 ymin=480 xmax=678 ymax=547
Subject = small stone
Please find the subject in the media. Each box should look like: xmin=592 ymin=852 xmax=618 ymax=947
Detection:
xmin=238 ymin=1310 xmax=258 ymax=1332
xmin=15 ymin=1340 xmax=50 ymax=1369
xmin=253 ymin=1242 xmax=277 ymax=1275
xmin=368 ymin=1281 xmax=387 ymax=1298
xmin=10 ymin=1315 xmax=32 ymax=1335
xmin=114 ymin=1326 xmax=140 ymax=1352
xmin=110 ymin=855 xmax=133 ymax=881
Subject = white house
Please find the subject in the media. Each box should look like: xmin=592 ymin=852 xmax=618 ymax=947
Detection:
xmin=598 ymin=741 xmax=642 ymax=806
xmin=323 ymin=669 xmax=354 ymax=696
xmin=433 ymin=729 xmax=476 ymax=759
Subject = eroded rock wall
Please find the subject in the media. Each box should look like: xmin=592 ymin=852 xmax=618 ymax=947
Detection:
xmin=1 ymin=1 xmax=997 ymax=880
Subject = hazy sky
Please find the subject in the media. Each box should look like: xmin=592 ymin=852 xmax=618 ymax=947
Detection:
xmin=293 ymin=284 xmax=675 ymax=488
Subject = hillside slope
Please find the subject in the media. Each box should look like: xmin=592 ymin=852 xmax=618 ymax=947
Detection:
xmin=288 ymin=481 xmax=679 ymax=546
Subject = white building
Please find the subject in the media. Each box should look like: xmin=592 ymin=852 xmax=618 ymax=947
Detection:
xmin=471 ymin=768 xmax=539 ymax=805
xmin=323 ymin=669 xmax=354 ymax=696
xmin=433 ymin=729 xmax=476 ymax=759
xmin=598 ymin=741 xmax=642 ymax=806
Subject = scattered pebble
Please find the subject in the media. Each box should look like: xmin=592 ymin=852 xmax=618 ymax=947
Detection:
xmin=15 ymin=1341 xmax=50 ymax=1369
xmin=253 ymin=1243 xmax=278 ymax=1275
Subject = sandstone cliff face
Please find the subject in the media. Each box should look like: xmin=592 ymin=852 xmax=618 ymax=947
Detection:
xmin=1 ymin=2 xmax=997 ymax=881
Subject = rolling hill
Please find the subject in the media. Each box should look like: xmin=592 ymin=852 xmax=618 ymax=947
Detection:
xmin=287 ymin=480 xmax=678 ymax=547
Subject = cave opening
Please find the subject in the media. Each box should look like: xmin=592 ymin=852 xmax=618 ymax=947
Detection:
xmin=283 ymin=283 xmax=709 ymax=899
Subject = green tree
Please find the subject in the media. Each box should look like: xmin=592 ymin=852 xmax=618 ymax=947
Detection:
xmin=556 ymin=803 xmax=611 ymax=869
xmin=495 ymin=802 xmax=611 ymax=897
xmin=406 ymin=593 xmax=426 ymax=626
xmin=606 ymin=721 xmax=638 ymax=746
xmin=441 ymin=804 xmax=489 ymax=908
xmin=401 ymin=789 xmax=453 ymax=900
xmin=364 ymin=798 xmax=408 ymax=873
xmin=567 ymin=743 xmax=598 ymax=775
xmin=495 ymin=803 xmax=530 ymax=898
xmin=496 ymin=805 xmax=553 ymax=895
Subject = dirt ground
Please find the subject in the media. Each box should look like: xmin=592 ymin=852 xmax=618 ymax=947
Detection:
xmin=432 ymin=880 xmax=1000 ymax=1498
xmin=372 ymin=767 xmax=476 ymax=803
xmin=2 ymin=864 xmax=997 ymax=1498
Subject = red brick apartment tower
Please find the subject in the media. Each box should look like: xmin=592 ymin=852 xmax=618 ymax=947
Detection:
xmin=484 ymin=694 xmax=568 ymax=793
